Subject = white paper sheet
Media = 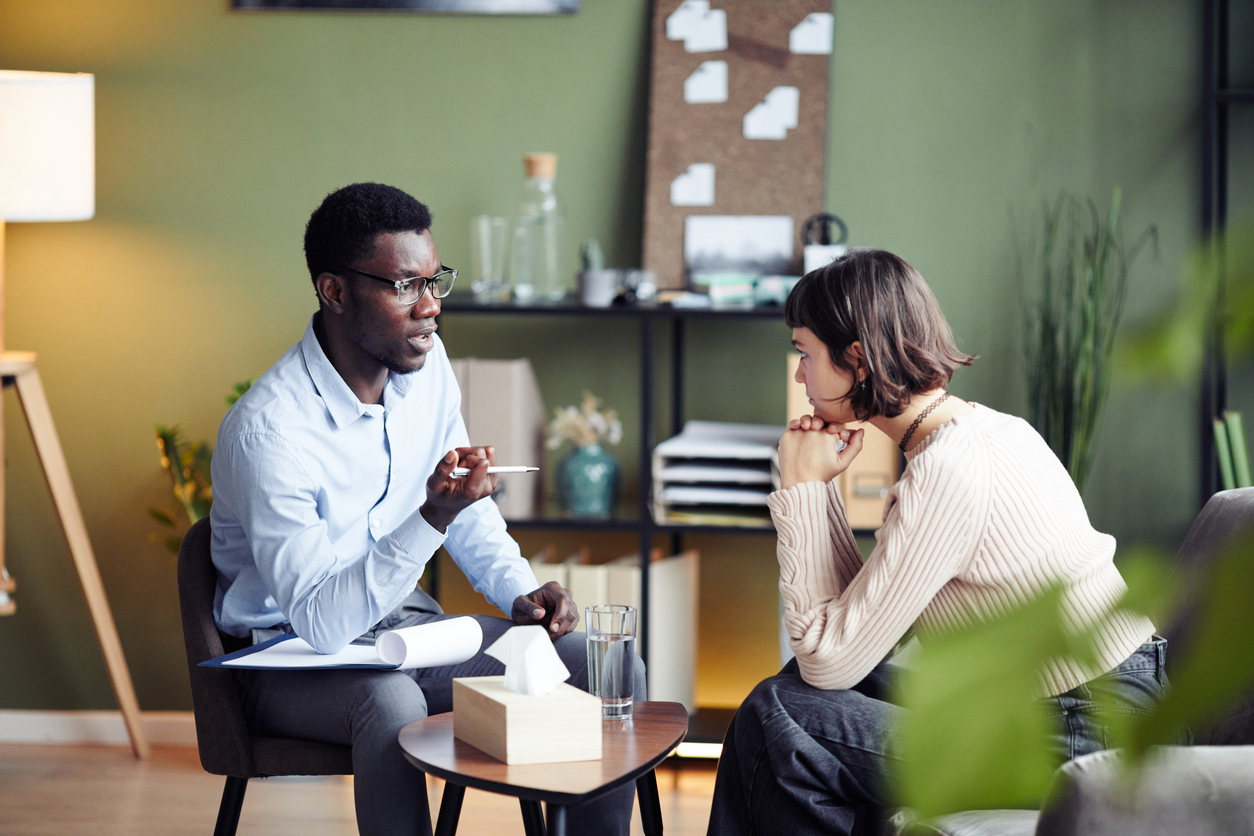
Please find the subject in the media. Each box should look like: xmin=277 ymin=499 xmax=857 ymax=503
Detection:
xmin=218 ymin=616 xmax=483 ymax=670
xmin=659 ymin=463 xmax=774 ymax=484
xmin=743 ymin=87 xmax=800 ymax=140
xmin=670 ymin=163 xmax=716 ymax=206
xmin=660 ymin=485 xmax=771 ymax=506
xmin=789 ymin=12 xmax=834 ymax=55
xmin=666 ymin=0 xmax=727 ymax=53
xmin=683 ymin=60 xmax=728 ymax=103
xmin=655 ymin=420 xmax=785 ymax=459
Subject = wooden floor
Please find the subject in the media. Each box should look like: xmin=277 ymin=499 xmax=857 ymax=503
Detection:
xmin=0 ymin=743 xmax=716 ymax=835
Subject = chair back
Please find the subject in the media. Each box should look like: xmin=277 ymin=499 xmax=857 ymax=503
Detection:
xmin=177 ymin=517 xmax=258 ymax=777
xmin=1163 ymin=487 xmax=1254 ymax=744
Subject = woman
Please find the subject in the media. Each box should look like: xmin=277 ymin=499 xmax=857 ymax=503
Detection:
xmin=706 ymin=248 xmax=1164 ymax=836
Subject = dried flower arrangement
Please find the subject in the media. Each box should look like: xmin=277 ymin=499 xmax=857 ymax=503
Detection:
xmin=546 ymin=391 xmax=623 ymax=450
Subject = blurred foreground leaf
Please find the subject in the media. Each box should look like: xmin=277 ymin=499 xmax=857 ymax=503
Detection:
xmin=892 ymin=587 xmax=1080 ymax=821
xmin=1119 ymin=220 xmax=1254 ymax=382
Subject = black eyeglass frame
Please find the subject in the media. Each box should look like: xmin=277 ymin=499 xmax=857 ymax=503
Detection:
xmin=337 ymin=265 xmax=458 ymax=304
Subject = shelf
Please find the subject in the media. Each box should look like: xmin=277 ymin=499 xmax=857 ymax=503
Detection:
xmin=440 ymin=293 xmax=787 ymax=320
xmin=1217 ymin=87 xmax=1254 ymax=104
xmin=502 ymin=510 xmax=877 ymax=539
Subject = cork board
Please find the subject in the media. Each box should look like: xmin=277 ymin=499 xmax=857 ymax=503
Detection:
xmin=642 ymin=0 xmax=832 ymax=289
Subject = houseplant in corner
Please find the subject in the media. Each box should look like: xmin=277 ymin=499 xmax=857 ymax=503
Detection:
xmin=1016 ymin=188 xmax=1156 ymax=494
xmin=149 ymin=380 xmax=251 ymax=552
xmin=547 ymin=391 xmax=623 ymax=517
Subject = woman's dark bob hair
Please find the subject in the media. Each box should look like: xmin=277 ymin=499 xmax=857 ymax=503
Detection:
xmin=784 ymin=247 xmax=975 ymax=420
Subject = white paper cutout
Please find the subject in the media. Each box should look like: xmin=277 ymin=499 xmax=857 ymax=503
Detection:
xmin=789 ymin=12 xmax=834 ymax=54
xmin=683 ymin=60 xmax=728 ymax=103
xmin=743 ymin=87 xmax=800 ymax=140
xmin=665 ymin=0 xmax=728 ymax=53
xmin=670 ymin=163 xmax=716 ymax=206
xmin=665 ymin=0 xmax=707 ymax=39
xmin=484 ymin=625 xmax=571 ymax=696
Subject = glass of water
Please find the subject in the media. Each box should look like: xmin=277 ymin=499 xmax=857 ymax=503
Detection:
xmin=585 ymin=604 xmax=637 ymax=719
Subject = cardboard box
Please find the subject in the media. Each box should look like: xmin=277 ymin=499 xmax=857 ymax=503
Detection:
xmin=452 ymin=676 xmax=602 ymax=765
xmin=449 ymin=358 xmax=546 ymax=520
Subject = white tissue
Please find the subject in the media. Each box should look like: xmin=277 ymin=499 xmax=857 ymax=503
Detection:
xmin=484 ymin=625 xmax=571 ymax=696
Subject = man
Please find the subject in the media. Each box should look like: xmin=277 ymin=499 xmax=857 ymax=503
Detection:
xmin=209 ymin=182 xmax=644 ymax=836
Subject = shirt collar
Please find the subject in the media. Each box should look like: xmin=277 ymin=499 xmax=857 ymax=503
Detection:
xmin=300 ymin=315 xmax=381 ymax=429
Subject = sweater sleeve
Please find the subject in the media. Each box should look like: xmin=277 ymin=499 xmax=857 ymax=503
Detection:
xmin=767 ymin=479 xmax=866 ymax=609
xmin=770 ymin=442 xmax=987 ymax=690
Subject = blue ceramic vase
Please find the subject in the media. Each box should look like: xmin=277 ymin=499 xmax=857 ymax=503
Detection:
xmin=555 ymin=443 xmax=621 ymax=517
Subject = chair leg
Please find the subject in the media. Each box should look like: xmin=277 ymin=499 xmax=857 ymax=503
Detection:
xmin=519 ymin=798 xmax=547 ymax=836
xmin=434 ymin=782 xmax=465 ymax=836
xmin=213 ymin=776 xmax=248 ymax=836
xmin=545 ymin=803 xmax=568 ymax=836
xmin=637 ymin=770 xmax=664 ymax=835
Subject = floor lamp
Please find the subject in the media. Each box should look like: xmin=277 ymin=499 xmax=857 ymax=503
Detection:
xmin=0 ymin=70 xmax=148 ymax=759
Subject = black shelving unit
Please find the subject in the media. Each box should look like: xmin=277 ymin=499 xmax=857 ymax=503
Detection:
xmin=1200 ymin=0 xmax=1253 ymax=504
xmin=432 ymin=294 xmax=876 ymax=743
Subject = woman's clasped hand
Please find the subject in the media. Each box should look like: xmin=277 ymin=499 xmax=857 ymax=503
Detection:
xmin=778 ymin=414 xmax=864 ymax=490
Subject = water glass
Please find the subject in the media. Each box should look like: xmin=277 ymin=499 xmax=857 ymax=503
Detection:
xmin=469 ymin=215 xmax=509 ymax=303
xmin=585 ymin=604 xmax=637 ymax=719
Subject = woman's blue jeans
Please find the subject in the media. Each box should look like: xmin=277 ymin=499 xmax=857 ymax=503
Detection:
xmin=706 ymin=638 xmax=1169 ymax=836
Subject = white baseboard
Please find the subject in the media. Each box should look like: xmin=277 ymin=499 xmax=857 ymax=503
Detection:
xmin=0 ymin=710 xmax=197 ymax=747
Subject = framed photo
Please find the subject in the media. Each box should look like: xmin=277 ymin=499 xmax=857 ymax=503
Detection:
xmin=232 ymin=0 xmax=578 ymax=12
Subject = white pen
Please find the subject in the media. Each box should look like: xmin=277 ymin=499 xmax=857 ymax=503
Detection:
xmin=450 ymin=465 xmax=541 ymax=478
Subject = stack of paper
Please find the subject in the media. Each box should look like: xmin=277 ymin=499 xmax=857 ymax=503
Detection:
xmin=652 ymin=421 xmax=783 ymax=527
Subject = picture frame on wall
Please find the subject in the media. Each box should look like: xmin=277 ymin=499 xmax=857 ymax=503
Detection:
xmin=232 ymin=0 xmax=578 ymax=12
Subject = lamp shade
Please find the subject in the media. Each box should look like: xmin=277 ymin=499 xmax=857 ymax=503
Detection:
xmin=0 ymin=70 xmax=94 ymax=222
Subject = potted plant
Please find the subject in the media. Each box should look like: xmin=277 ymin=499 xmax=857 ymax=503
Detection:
xmin=547 ymin=391 xmax=623 ymax=517
xmin=1017 ymin=188 xmax=1156 ymax=494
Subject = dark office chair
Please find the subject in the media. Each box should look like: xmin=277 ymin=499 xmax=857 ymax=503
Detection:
xmin=177 ymin=517 xmax=361 ymax=836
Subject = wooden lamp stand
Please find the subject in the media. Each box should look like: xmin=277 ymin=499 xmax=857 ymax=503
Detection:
xmin=0 ymin=221 xmax=149 ymax=759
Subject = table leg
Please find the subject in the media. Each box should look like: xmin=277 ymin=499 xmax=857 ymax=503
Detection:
xmin=545 ymin=803 xmax=568 ymax=836
xmin=519 ymin=798 xmax=547 ymax=836
xmin=637 ymin=769 xmax=664 ymax=835
xmin=434 ymin=782 xmax=465 ymax=836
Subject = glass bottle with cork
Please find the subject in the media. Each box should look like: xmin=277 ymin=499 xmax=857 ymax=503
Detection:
xmin=508 ymin=152 xmax=567 ymax=302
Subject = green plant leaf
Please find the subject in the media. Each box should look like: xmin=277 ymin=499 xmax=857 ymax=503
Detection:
xmin=226 ymin=379 xmax=253 ymax=408
xmin=1017 ymin=189 xmax=1155 ymax=494
xmin=148 ymin=508 xmax=176 ymax=527
xmin=891 ymin=587 xmax=1074 ymax=820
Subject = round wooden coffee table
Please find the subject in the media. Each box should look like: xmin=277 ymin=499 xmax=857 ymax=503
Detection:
xmin=399 ymin=700 xmax=689 ymax=836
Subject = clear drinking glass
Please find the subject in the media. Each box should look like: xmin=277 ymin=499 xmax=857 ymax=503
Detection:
xmin=469 ymin=215 xmax=509 ymax=303
xmin=585 ymin=604 xmax=637 ymax=719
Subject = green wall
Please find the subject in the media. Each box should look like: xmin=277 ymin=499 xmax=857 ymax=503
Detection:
xmin=0 ymin=0 xmax=1208 ymax=712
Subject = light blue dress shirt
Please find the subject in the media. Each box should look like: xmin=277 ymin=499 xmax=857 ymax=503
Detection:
xmin=210 ymin=316 xmax=538 ymax=653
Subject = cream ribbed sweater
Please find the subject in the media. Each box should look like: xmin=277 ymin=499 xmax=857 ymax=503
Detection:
xmin=769 ymin=405 xmax=1154 ymax=698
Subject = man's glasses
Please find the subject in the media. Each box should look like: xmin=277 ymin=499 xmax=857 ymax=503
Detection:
xmin=339 ymin=265 xmax=458 ymax=305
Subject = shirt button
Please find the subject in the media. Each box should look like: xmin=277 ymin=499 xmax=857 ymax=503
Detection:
xmin=372 ymin=518 xmax=382 ymax=528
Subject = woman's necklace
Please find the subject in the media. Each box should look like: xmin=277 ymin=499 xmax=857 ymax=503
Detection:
xmin=899 ymin=392 xmax=950 ymax=452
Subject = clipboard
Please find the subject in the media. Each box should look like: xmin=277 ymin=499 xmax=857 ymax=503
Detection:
xmin=200 ymin=616 xmax=484 ymax=671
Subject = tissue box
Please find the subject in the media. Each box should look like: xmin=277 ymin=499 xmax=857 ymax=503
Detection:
xmin=452 ymin=676 xmax=602 ymax=765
